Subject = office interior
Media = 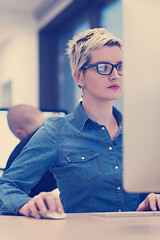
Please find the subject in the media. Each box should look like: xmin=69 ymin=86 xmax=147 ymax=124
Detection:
xmin=1 ymin=2 xmax=160 ymax=239
xmin=0 ymin=0 xmax=122 ymax=176
xmin=0 ymin=0 xmax=122 ymax=114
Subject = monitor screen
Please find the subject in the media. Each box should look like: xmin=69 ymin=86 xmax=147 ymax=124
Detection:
xmin=0 ymin=109 xmax=66 ymax=170
xmin=123 ymin=0 xmax=160 ymax=192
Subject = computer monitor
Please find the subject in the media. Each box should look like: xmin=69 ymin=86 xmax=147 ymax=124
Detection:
xmin=0 ymin=109 xmax=66 ymax=170
xmin=123 ymin=0 xmax=160 ymax=193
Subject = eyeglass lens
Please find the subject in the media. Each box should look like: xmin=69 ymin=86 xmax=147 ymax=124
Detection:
xmin=97 ymin=63 xmax=122 ymax=75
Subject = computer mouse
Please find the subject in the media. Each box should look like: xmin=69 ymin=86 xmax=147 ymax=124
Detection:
xmin=40 ymin=210 xmax=67 ymax=219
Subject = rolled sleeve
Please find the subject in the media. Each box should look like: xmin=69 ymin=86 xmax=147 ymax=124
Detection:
xmin=0 ymin=118 xmax=58 ymax=215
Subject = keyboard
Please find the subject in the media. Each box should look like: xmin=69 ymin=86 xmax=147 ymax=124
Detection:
xmin=92 ymin=211 xmax=160 ymax=218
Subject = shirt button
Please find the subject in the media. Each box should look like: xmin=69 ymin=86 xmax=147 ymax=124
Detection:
xmin=102 ymin=126 xmax=105 ymax=130
xmin=115 ymin=166 xmax=119 ymax=170
xmin=81 ymin=157 xmax=85 ymax=160
xmin=109 ymin=147 xmax=112 ymax=150
xmin=117 ymin=187 xmax=121 ymax=190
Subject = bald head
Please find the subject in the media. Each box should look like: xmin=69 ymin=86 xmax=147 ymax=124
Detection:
xmin=7 ymin=104 xmax=45 ymax=140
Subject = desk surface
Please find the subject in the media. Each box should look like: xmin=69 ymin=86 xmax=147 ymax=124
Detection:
xmin=1 ymin=213 xmax=160 ymax=240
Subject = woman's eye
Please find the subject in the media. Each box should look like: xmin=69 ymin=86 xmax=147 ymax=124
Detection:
xmin=98 ymin=64 xmax=107 ymax=72
xmin=118 ymin=64 xmax=122 ymax=70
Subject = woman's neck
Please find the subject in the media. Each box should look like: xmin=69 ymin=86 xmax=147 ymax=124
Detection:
xmin=82 ymin=98 xmax=113 ymax=125
xmin=82 ymin=99 xmax=119 ymax=141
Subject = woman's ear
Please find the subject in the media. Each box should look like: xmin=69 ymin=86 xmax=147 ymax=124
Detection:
xmin=73 ymin=71 xmax=84 ymax=87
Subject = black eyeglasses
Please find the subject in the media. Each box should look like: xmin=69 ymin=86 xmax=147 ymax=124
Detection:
xmin=81 ymin=62 xmax=122 ymax=76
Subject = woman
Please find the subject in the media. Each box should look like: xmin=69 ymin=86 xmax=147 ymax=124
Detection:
xmin=0 ymin=28 xmax=159 ymax=218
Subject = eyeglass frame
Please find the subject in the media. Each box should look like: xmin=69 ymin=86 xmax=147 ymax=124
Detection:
xmin=81 ymin=62 xmax=123 ymax=76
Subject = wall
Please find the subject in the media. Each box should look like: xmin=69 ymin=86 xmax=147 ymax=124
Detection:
xmin=0 ymin=31 xmax=39 ymax=108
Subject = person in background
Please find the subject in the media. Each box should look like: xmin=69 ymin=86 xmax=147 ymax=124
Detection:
xmin=4 ymin=104 xmax=57 ymax=197
xmin=0 ymin=28 xmax=160 ymax=218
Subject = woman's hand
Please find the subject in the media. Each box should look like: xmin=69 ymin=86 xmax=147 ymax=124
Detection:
xmin=18 ymin=191 xmax=64 ymax=219
xmin=137 ymin=193 xmax=160 ymax=211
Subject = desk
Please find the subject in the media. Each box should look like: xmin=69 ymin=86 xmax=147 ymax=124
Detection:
xmin=1 ymin=213 xmax=160 ymax=240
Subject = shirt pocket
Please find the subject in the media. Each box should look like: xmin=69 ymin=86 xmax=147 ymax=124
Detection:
xmin=65 ymin=150 xmax=101 ymax=182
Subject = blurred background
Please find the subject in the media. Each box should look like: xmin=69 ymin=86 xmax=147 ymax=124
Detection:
xmin=0 ymin=0 xmax=122 ymax=114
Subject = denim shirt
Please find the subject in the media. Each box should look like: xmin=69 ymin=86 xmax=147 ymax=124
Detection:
xmin=0 ymin=102 xmax=147 ymax=215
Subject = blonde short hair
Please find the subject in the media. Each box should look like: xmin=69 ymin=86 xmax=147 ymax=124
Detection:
xmin=66 ymin=28 xmax=122 ymax=75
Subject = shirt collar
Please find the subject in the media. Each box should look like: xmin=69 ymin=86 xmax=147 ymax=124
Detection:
xmin=113 ymin=106 xmax=123 ymax=127
xmin=74 ymin=102 xmax=89 ymax=130
xmin=113 ymin=106 xmax=123 ymax=136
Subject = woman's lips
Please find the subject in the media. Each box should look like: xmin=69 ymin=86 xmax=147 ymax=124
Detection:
xmin=108 ymin=85 xmax=119 ymax=90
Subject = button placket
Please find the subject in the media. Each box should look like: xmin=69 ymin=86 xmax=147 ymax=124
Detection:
xmin=99 ymin=122 xmax=123 ymax=211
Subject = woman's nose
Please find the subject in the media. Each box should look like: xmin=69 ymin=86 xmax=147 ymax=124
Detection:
xmin=108 ymin=67 xmax=119 ymax=80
